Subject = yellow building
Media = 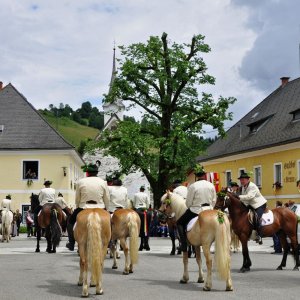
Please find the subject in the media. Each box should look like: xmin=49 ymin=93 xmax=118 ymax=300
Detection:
xmin=0 ymin=82 xmax=84 ymax=220
xmin=196 ymin=77 xmax=300 ymax=207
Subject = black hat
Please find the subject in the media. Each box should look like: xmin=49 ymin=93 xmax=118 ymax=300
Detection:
xmin=194 ymin=164 xmax=206 ymax=177
xmin=230 ymin=181 xmax=239 ymax=187
xmin=140 ymin=186 xmax=145 ymax=190
xmin=81 ymin=163 xmax=98 ymax=173
xmin=58 ymin=192 xmax=63 ymax=197
xmin=238 ymin=173 xmax=250 ymax=179
xmin=6 ymin=194 xmax=11 ymax=200
xmin=44 ymin=180 xmax=53 ymax=186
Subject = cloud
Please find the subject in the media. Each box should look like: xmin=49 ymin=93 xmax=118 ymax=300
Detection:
xmin=0 ymin=0 xmax=296 ymax=136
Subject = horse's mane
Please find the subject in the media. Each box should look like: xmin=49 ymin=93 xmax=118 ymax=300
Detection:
xmin=227 ymin=192 xmax=248 ymax=213
xmin=161 ymin=192 xmax=187 ymax=220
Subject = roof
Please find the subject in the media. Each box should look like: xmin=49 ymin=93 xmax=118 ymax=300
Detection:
xmin=198 ymin=77 xmax=300 ymax=162
xmin=0 ymin=83 xmax=75 ymax=150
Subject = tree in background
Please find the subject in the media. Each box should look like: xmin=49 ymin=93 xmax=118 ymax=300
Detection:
xmin=89 ymin=32 xmax=236 ymax=207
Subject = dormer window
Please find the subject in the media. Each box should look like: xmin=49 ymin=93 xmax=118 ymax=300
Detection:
xmin=290 ymin=109 xmax=300 ymax=122
xmin=248 ymin=115 xmax=273 ymax=134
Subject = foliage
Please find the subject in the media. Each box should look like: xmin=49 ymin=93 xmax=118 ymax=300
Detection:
xmin=89 ymin=32 xmax=236 ymax=207
xmin=217 ymin=210 xmax=225 ymax=224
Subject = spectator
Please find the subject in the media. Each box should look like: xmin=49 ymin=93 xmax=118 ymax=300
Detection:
xmin=26 ymin=210 xmax=34 ymax=237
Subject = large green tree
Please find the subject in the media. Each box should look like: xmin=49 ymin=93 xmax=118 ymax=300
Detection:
xmin=90 ymin=33 xmax=236 ymax=207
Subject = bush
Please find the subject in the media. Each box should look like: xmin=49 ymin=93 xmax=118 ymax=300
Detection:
xmin=19 ymin=226 xmax=27 ymax=233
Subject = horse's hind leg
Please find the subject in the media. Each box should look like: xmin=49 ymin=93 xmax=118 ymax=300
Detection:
xmin=202 ymin=245 xmax=212 ymax=291
xmin=120 ymin=238 xmax=130 ymax=275
xmin=277 ymin=233 xmax=289 ymax=270
xmin=195 ymin=246 xmax=204 ymax=283
xmin=286 ymin=233 xmax=299 ymax=270
xmin=78 ymin=249 xmax=89 ymax=297
xmin=111 ymin=241 xmax=118 ymax=270
xmin=35 ymin=226 xmax=41 ymax=252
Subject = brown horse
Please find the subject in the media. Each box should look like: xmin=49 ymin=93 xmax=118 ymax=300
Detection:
xmin=74 ymin=208 xmax=111 ymax=297
xmin=160 ymin=192 xmax=233 ymax=291
xmin=215 ymin=190 xmax=300 ymax=272
xmin=35 ymin=203 xmax=65 ymax=253
xmin=110 ymin=208 xmax=141 ymax=274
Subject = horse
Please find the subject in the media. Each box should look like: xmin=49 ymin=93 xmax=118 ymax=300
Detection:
xmin=215 ymin=190 xmax=300 ymax=272
xmin=1 ymin=209 xmax=13 ymax=242
xmin=110 ymin=208 xmax=140 ymax=274
xmin=74 ymin=208 xmax=111 ymax=297
xmin=35 ymin=203 xmax=65 ymax=253
xmin=159 ymin=192 xmax=233 ymax=291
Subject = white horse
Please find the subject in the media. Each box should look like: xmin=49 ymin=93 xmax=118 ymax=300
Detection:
xmin=1 ymin=210 xmax=13 ymax=242
xmin=159 ymin=192 xmax=233 ymax=291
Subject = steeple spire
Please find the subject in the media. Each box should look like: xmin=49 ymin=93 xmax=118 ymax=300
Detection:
xmin=109 ymin=43 xmax=116 ymax=93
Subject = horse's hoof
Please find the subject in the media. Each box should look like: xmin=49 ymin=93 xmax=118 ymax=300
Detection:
xmin=197 ymin=279 xmax=204 ymax=283
xmin=123 ymin=271 xmax=129 ymax=275
xmin=78 ymin=282 xmax=83 ymax=286
xmin=81 ymin=294 xmax=89 ymax=298
xmin=96 ymin=290 xmax=103 ymax=295
xmin=90 ymin=283 xmax=96 ymax=287
xmin=226 ymin=287 xmax=234 ymax=291
xmin=170 ymin=251 xmax=175 ymax=255
xmin=112 ymin=266 xmax=118 ymax=269
xmin=276 ymin=266 xmax=283 ymax=270
xmin=35 ymin=249 xmax=40 ymax=253
xmin=180 ymin=279 xmax=188 ymax=284
xmin=203 ymin=286 xmax=211 ymax=291
xmin=293 ymin=266 xmax=299 ymax=271
xmin=129 ymin=270 xmax=133 ymax=274
xmin=239 ymin=267 xmax=250 ymax=273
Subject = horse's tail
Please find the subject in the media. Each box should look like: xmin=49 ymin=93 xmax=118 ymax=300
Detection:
xmin=214 ymin=215 xmax=231 ymax=280
xmin=87 ymin=212 xmax=102 ymax=283
xmin=128 ymin=212 xmax=139 ymax=265
xmin=50 ymin=208 xmax=62 ymax=247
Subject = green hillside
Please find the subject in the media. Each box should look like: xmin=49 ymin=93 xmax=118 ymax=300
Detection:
xmin=40 ymin=111 xmax=99 ymax=148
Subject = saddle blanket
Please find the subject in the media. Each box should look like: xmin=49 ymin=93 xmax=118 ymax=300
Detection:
xmin=187 ymin=216 xmax=198 ymax=232
xmin=261 ymin=210 xmax=274 ymax=226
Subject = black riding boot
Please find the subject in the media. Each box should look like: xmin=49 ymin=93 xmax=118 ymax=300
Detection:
xmin=139 ymin=237 xmax=144 ymax=251
xmin=66 ymin=223 xmax=75 ymax=251
xmin=144 ymin=236 xmax=150 ymax=251
xmin=177 ymin=224 xmax=188 ymax=252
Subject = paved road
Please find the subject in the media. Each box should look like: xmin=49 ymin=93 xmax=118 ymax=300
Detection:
xmin=0 ymin=235 xmax=299 ymax=300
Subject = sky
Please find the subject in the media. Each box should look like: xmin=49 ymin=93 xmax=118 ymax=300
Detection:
xmin=1 ymin=0 xmax=300 ymax=137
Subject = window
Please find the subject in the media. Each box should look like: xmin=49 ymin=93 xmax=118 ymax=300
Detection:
xmin=238 ymin=168 xmax=246 ymax=177
xmin=225 ymin=170 xmax=232 ymax=187
xmin=274 ymin=163 xmax=282 ymax=184
xmin=23 ymin=160 xmax=39 ymax=180
xmin=290 ymin=109 xmax=300 ymax=122
xmin=254 ymin=166 xmax=262 ymax=187
xmin=248 ymin=115 xmax=274 ymax=134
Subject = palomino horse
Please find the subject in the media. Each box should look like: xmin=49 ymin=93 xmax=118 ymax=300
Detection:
xmin=74 ymin=208 xmax=111 ymax=297
xmin=215 ymin=190 xmax=300 ymax=272
xmin=35 ymin=203 xmax=65 ymax=253
xmin=1 ymin=209 xmax=13 ymax=242
xmin=160 ymin=192 xmax=233 ymax=291
xmin=110 ymin=208 xmax=141 ymax=274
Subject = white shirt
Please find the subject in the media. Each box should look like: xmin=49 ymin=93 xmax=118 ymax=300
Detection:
xmin=39 ymin=188 xmax=56 ymax=206
xmin=75 ymin=176 xmax=110 ymax=209
xmin=239 ymin=181 xmax=267 ymax=209
xmin=186 ymin=180 xmax=216 ymax=214
xmin=133 ymin=191 xmax=150 ymax=209
xmin=55 ymin=196 xmax=68 ymax=209
xmin=1 ymin=198 xmax=11 ymax=210
xmin=108 ymin=185 xmax=129 ymax=212
xmin=173 ymin=185 xmax=188 ymax=200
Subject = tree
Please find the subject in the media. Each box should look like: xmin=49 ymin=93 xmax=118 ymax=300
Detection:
xmin=90 ymin=33 xmax=236 ymax=207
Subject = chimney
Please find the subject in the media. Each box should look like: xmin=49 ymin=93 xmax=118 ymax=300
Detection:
xmin=0 ymin=81 xmax=3 ymax=90
xmin=280 ymin=77 xmax=290 ymax=87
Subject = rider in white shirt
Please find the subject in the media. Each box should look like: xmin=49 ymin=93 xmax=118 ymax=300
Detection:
xmin=108 ymin=178 xmax=129 ymax=213
xmin=1 ymin=195 xmax=12 ymax=211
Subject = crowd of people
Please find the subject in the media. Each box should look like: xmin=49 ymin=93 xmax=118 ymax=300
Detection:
xmin=1 ymin=163 xmax=299 ymax=258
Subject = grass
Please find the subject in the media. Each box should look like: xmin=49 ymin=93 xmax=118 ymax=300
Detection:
xmin=41 ymin=112 xmax=99 ymax=148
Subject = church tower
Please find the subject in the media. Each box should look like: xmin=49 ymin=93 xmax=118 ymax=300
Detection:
xmin=102 ymin=47 xmax=125 ymax=130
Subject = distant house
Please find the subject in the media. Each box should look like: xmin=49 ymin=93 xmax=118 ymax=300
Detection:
xmin=194 ymin=77 xmax=300 ymax=206
xmin=0 ymin=82 xmax=84 ymax=220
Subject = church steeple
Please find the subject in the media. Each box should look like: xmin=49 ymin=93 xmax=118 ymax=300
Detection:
xmin=109 ymin=44 xmax=116 ymax=94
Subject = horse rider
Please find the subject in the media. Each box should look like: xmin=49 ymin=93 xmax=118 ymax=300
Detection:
xmin=172 ymin=179 xmax=188 ymax=200
xmin=176 ymin=165 xmax=216 ymax=253
xmin=56 ymin=192 xmax=70 ymax=216
xmin=34 ymin=180 xmax=55 ymax=225
xmin=133 ymin=186 xmax=151 ymax=251
xmin=237 ymin=172 xmax=267 ymax=238
xmin=66 ymin=163 xmax=110 ymax=251
xmin=1 ymin=194 xmax=12 ymax=212
xmin=229 ymin=181 xmax=240 ymax=195
xmin=108 ymin=177 xmax=129 ymax=213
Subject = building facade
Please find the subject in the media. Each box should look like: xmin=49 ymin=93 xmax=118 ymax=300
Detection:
xmin=196 ymin=77 xmax=300 ymax=207
xmin=0 ymin=82 xmax=84 ymax=220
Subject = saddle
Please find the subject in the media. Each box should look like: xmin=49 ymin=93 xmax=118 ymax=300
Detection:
xmin=247 ymin=206 xmax=271 ymax=229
